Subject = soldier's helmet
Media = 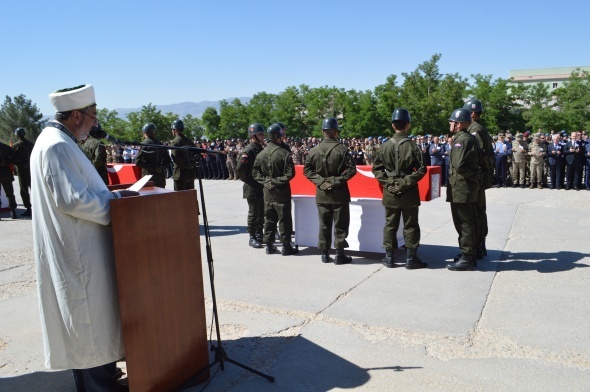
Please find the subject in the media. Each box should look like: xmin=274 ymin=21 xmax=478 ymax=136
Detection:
xmin=322 ymin=117 xmax=338 ymax=130
xmin=277 ymin=122 xmax=287 ymax=137
xmin=448 ymin=108 xmax=472 ymax=123
xmin=171 ymin=119 xmax=184 ymax=131
xmin=267 ymin=123 xmax=282 ymax=140
xmin=142 ymin=123 xmax=156 ymax=134
xmin=463 ymin=99 xmax=483 ymax=113
xmin=247 ymin=123 xmax=265 ymax=136
xmin=391 ymin=108 xmax=411 ymax=122
xmin=14 ymin=127 xmax=26 ymax=137
xmin=89 ymin=123 xmax=107 ymax=139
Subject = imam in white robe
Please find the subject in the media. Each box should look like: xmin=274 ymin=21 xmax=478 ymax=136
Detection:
xmin=30 ymin=124 xmax=124 ymax=369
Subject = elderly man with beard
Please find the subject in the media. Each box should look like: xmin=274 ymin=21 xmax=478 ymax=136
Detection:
xmin=31 ymin=84 xmax=138 ymax=392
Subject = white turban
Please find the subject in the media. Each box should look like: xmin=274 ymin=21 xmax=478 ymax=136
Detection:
xmin=49 ymin=84 xmax=96 ymax=112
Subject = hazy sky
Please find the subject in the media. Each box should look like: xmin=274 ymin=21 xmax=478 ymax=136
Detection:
xmin=1 ymin=0 xmax=589 ymax=117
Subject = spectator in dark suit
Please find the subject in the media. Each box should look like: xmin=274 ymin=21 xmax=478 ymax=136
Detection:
xmin=547 ymin=134 xmax=566 ymax=189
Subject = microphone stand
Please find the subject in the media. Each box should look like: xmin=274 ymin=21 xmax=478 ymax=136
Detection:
xmin=109 ymin=139 xmax=275 ymax=389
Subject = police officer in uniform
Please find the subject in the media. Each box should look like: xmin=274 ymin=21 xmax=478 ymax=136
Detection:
xmin=372 ymin=109 xmax=427 ymax=269
xmin=0 ymin=140 xmax=18 ymax=219
xmin=463 ymin=99 xmax=494 ymax=258
xmin=135 ymin=123 xmax=172 ymax=188
xmin=170 ymin=119 xmax=197 ymax=190
xmin=446 ymin=109 xmax=481 ymax=271
xmin=304 ymin=117 xmax=357 ymax=264
xmin=12 ymin=127 xmax=35 ymax=216
xmin=79 ymin=123 xmax=109 ymax=185
xmin=252 ymin=124 xmax=298 ymax=256
xmin=236 ymin=123 xmax=266 ymax=248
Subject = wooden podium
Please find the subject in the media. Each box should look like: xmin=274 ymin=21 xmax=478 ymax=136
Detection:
xmin=110 ymin=187 xmax=210 ymax=391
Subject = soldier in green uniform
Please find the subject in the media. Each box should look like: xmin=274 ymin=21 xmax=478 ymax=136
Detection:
xmin=170 ymin=119 xmax=197 ymax=191
xmin=79 ymin=123 xmax=109 ymax=185
xmin=372 ymin=109 xmax=427 ymax=269
xmin=446 ymin=108 xmax=481 ymax=271
xmin=303 ymin=117 xmax=357 ymax=264
xmin=463 ymin=99 xmax=494 ymax=258
xmin=236 ymin=123 xmax=266 ymax=248
xmin=12 ymin=127 xmax=35 ymax=216
xmin=135 ymin=123 xmax=172 ymax=188
xmin=252 ymin=123 xmax=298 ymax=256
xmin=0 ymin=140 xmax=18 ymax=219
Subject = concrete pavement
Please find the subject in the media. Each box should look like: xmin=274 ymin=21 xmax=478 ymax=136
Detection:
xmin=1 ymin=179 xmax=589 ymax=391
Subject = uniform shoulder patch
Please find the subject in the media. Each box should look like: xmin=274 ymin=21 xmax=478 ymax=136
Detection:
xmin=454 ymin=143 xmax=462 ymax=147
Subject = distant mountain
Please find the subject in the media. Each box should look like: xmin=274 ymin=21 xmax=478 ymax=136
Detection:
xmin=114 ymin=97 xmax=252 ymax=119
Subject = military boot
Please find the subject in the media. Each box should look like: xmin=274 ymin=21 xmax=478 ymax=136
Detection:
xmin=11 ymin=209 xmax=18 ymax=219
xmin=405 ymin=248 xmax=427 ymax=269
xmin=321 ymin=250 xmax=332 ymax=263
xmin=281 ymin=242 xmax=299 ymax=256
xmin=454 ymin=252 xmax=477 ymax=267
xmin=529 ymin=183 xmax=535 ymax=189
xmin=255 ymin=231 xmax=263 ymax=242
xmin=334 ymin=249 xmax=352 ymax=265
xmin=447 ymin=255 xmax=476 ymax=271
xmin=381 ymin=249 xmax=395 ymax=268
xmin=21 ymin=208 xmax=32 ymax=217
xmin=475 ymin=246 xmax=484 ymax=260
xmin=481 ymin=239 xmax=487 ymax=256
xmin=249 ymin=236 xmax=263 ymax=249
xmin=265 ymin=244 xmax=277 ymax=255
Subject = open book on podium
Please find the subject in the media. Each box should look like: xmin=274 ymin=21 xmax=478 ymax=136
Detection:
xmin=109 ymin=181 xmax=210 ymax=391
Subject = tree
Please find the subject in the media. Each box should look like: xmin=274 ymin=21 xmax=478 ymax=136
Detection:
xmin=340 ymin=89 xmax=381 ymax=138
xmin=0 ymin=95 xmax=43 ymax=144
xmin=97 ymin=108 xmax=129 ymax=139
xmin=374 ymin=74 xmax=402 ymax=135
xmin=247 ymin=92 xmax=276 ymax=129
xmin=554 ymin=69 xmax=590 ymax=131
xmin=274 ymin=86 xmax=307 ymax=137
xmin=512 ymin=82 xmax=558 ymax=132
xmin=125 ymin=104 xmax=171 ymax=143
xmin=182 ymin=114 xmax=205 ymax=141
xmin=218 ymin=99 xmax=249 ymax=139
xmin=201 ymin=107 xmax=220 ymax=139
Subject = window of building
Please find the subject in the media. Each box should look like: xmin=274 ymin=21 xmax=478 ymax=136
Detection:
xmin=552 ymin=82 xmax=558 ymax=88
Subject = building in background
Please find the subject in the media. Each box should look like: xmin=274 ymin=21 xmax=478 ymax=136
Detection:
xmin=509 ymin=66 xmax=590 ymax=90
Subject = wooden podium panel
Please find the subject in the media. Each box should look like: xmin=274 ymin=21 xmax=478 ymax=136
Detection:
xmin=111 ymin=189 xmax=209 ymax=391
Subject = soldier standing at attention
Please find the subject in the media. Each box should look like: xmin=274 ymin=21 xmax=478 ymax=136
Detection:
xmin=135 ymin=123 xmax=172 ymax=188
xmin=253 ymin=123 xmax=298 ymax=256
xmin=236 ymin=123 xmax=266 ymax=248
xmin=528 ymin=134 xmax=546 ymax=189
xmin=511 ymin=133 xmax=528 ymax=188
xmin=79 ymin=123 xmax=109 ymax=185
xmin=170 ymin=119 xmax=197 ymax=191
xmin=463 ymin=99 xmax=494 ymax=258
xmin=446 ymin=109 xmax=481 ymax=271
xmin=12 ymin=127 xmax=35 ymax=216
xmin=372 ymin=109 xmax=427 ymax=269
xmin=303 ymin=117 xmax=357 ymax=264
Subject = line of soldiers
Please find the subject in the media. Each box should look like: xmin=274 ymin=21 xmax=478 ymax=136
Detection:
xmin=0 ymin=128 xmax=34 ymax=219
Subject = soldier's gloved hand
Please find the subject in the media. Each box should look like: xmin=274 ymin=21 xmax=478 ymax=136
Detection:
xmin=319 ymin=181 xmax=333 ymax=191
xmin=264 ymin=180 xmax=275 ymax=190
xmin=386 ymin=185 xmax=400 ymax=194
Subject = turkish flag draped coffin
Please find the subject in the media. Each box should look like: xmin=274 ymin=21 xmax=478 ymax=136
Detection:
xmin=291 ymin=165 xmax=441 ymax=253
xmin=107 ymin=164 xmax=143 ymax=185
xmin=291 ymin=165 xmax=441 ymax=201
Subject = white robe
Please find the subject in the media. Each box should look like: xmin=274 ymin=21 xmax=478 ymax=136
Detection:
xmin=31 ymin=125 xmax=124 ymax=369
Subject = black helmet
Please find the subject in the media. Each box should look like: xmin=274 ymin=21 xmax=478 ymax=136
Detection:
xmin=14 ymin=127 xmax=25 ymax=137
xmin=247 ymin=123 xmax=265 ymax=136
xmin=463 ymin=99 xmax=483 ymax=113
xmin=322 ymin=117 xmax=338 ymax=130
xmin=449 ymin=108 xmax=472 ymax=123
xmin=267 ymin=123 xmax=282 ymax=140
xmin=391 ymin=108 xmax=411 ymax=122
xmin=142 ymin=123 xmax=156 ymax=134
xmin=171 ymin=119 xmax=184 ymax=131
xmin=89 ymin=123 xmax=107 ymax=139
xmin=277 ymin=122 xmax=287 ymax=136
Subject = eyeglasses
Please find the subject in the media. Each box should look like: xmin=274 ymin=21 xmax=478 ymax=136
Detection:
xmin=79 ymin=110 xmax=98 ymax=123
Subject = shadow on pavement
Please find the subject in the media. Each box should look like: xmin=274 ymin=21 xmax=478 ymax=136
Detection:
xmin=189 ymin=334 xmax=416 ymax=391
xmin=500 ymin=251 xmax=590 ymax=273
xmin=0 ymin=370 xmax=75 ymax=392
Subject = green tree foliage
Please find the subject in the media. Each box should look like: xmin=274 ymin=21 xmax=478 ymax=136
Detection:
xmin=201 ymin=107 xmax=220 ymax=138
xmin=554 ymin=69 xmax=590 ymax=131
xmin=218 ymin=98 xmax=249 ymax=139
xmin=125 ymin=104 xmax=171 ymax=143
xmin=97 ymin=108 xmax=129 ymax=138
xmin=512 ymin=82 xmax=558 ymax=132
xmin=247 ymin=92 xmax=276 ymax=130
xmin=274 ymin=86 xmax=307 ymax=136
xmin=182 ymin=114 xmax=205 ymax=141
xmin=373 ymin=75 xmax=402 ymax=135
xmin=0 ymin=95 xmax=43 ymax=144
